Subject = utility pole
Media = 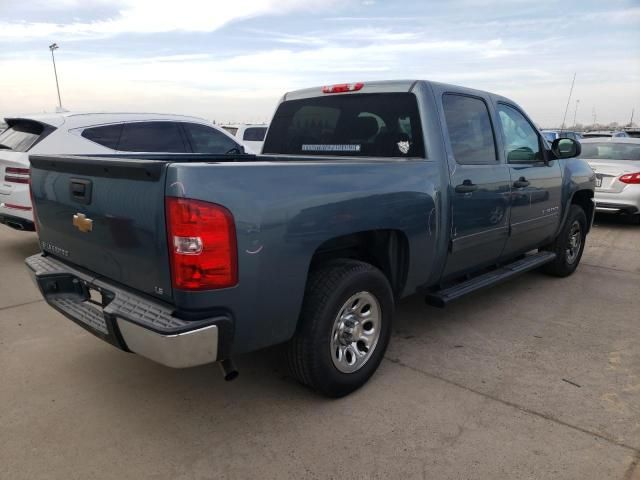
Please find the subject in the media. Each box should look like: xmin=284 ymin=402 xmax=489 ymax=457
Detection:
xmin=630 ymin=108 xmax=635 ymax=127
xmin=572 ymin=99 xmax=580 ymax=127
xmin=592 ymin=107 xmax=596 ymax=128
xmin=49 ymin=43 xmax=63 ymax=111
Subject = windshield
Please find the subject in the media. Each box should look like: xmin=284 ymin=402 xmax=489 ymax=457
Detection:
xmin=263 ymin=93 xmax=425 ymax=158
xmin=579 ymin=142 xmax=640 ymax=161
xmin=0 ymin=121 xmax=45 ymax=151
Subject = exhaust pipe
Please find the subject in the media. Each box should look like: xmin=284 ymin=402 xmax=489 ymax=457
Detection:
xmin=219 ymin=358 xmax=239 ymax=381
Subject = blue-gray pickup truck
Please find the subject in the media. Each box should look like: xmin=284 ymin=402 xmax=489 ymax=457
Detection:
xmin=26 ymin=80 xmax=595 ymax=397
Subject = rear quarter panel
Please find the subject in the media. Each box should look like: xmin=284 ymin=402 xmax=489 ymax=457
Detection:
xmin=166 ymin=159 xmax=443 ymax=354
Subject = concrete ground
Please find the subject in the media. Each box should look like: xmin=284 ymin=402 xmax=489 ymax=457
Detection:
xmin=1 ymin=215 xmax=638 ymax=480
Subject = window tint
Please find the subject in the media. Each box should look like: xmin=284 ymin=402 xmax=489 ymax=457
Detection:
xmin=118 ymin=122 xmax=186 ymax=153
xmin=497 ymin=104 xmax=542 ymax=163
xmin=0 ymin=121 xmax=44 ymax=152
xmin=183 ymin=123 xmax=240 ymax=153
xmin=81 ymin=124 xmax=123 ymax=150
xmin=263 ymin=93 xmax=425 ymax=158
xmin=442 ymin=94 xmax=497 ymax=165
xmin=243 ymin=127 xmax=267 ymax=142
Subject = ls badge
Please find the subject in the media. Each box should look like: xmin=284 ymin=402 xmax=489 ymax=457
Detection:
xmin=73 ymin=213 xmax=93 ymax=233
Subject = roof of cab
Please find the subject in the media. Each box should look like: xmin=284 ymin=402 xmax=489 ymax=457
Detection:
xmin=282 ymin=79 xmax=514 ymax=104
xmin=4 ymin=112 xmax=214 ymax=129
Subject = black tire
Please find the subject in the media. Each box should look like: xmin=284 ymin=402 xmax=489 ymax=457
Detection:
xmin=541 ymin=204 xmax=587 ymax=277
xmin=287 ymin=260 xmax=394 ymax=397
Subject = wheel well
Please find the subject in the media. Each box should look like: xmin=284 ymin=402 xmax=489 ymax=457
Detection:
xmin=309 ymin=230 xmax=409 ymax=298
xmin=571 ymin=190 xmax=594 ymax=232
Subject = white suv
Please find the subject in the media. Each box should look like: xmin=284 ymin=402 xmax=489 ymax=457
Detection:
xmin=0 ymin=112 xmax=242 ymax=231
xmin=221 ymin=124 xmax=268 ymax=153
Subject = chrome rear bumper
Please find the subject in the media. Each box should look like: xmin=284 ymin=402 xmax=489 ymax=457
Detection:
xmin=26 ymin=254 xmax=225 ymax=368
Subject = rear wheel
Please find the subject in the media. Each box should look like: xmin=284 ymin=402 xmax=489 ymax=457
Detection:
xmin=287 ymin=260 xmax=394 ymax=397
xmin=542 ymin=205 xmax=587 ymax=277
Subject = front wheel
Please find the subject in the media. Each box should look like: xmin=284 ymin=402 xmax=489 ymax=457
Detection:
xmin=541 ymin=205 xmax=587 ymax=277
xmin=286 ymin=260 xmax=394 ymax=397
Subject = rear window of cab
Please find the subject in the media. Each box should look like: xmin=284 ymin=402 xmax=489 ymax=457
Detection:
xmin=262 ymin=93 xmax=425 ymax=158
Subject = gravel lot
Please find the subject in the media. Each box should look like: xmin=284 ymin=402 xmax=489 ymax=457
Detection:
xmin=1 ymin=216 xmax=638 ymax=479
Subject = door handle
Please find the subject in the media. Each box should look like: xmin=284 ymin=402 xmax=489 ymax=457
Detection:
xmin=455 ymin=180 xmax=478 ymax=193
xmin=513 ymin=177 xmax=530 ymax=188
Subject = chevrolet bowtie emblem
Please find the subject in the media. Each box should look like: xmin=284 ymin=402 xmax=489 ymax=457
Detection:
xmin=73 ymin=213 xmax=93 ymax=233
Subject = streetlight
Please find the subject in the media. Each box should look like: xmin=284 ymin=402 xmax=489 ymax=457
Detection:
xmin=49 ymin=43 xmax=63 ymax=111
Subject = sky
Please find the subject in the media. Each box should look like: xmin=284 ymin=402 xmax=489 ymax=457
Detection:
xmin=0 ymin=0 xmax=638 ymax=127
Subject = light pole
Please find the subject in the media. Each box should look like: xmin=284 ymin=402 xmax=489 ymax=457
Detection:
xmin=49 ymin=43 xmax=63 ymax=111
xmin=572 ymin=99 xmax=580 ymax=127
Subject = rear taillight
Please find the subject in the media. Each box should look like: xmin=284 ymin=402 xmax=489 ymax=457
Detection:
xmin=322 ymin=82 xmax=364 ymax=94
xmin=619 ymin=172 xmax=640 ymax=184
xmin=166 ymin=197 xmax=237 ymax=290
xmin=4 ymin=167 xmax=30 ymax=184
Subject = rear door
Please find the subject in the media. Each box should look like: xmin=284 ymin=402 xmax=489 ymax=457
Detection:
xmin=496 ymin=103 xmax=562 ymax=256
xmin=439 ymin=92 xmax=511 ymax=278
xmin=30 ymin=156 xmax=174 ymax=302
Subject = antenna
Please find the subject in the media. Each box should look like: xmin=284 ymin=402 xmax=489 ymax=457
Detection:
xmin=560 ymin=73 xmax=576 ymax=133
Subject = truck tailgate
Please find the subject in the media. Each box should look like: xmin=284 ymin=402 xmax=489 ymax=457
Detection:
xmin=29 ymin=155 xmax=173 ymax=302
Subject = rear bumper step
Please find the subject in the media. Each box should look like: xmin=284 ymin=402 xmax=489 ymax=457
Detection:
xmin=25 ymin=254 xmax=226 ymax=368
xmin=425 ymin=251 xmax=557 ymax=308
xmin=0 ymin=213 xmax=35 ymax=231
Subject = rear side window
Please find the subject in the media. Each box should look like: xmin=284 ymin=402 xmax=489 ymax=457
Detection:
xmin=263 ymin=93 xmax=425 ymax=158
xmin=182 ymin=123 xmax=240 ymax=153
xmin=81 ymin=124 xmax=123 ymax=149
xmin=243 ymin=127 xmax=267 ymax=142
xmin=118 ymin=122 xmax=186 ymax=153
xmin=442 ymin=94 xmax=497 ymax=165
xmin=0 ymin=121 xmax=45 ymax=152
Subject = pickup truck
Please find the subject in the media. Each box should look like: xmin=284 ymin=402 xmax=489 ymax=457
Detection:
xmin=26 ymin=80 xmax=595 ymax=397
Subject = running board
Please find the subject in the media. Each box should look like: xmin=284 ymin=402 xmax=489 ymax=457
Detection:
xmin=425 ymin=251 xmax=557 ymax=308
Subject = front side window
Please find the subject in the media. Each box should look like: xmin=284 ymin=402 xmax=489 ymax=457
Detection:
xmin=81 ymin=124 xmax=123 ymax=150
xmin=118 ymin=122 xmax=186 ymax=153
xmin=263 ymin=93 xmax=425 ymax=158
xmin=183 ymin=123 xmax=240 ymax=153
xmin=497 ymin=104 xmax=543 ymax=163
xmin=243 ymin=127 xmax=267 ymax=142
xmin=442 ymin=94 xmax=497 ymax=165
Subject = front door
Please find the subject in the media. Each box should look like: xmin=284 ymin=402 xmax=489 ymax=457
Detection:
xmin=439 ymin=93 xmax=511 ymax=278
xmin=495 ymin=103 xmax=562 ymax=257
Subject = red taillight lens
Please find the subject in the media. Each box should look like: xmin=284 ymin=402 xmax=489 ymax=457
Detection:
xmin=322 ymin=82 xmax=364 ymax=94
xmin=4 ymin=167 xmax=30 ymax=184
xmin=166 ymin=197 xmax=237 ymax=290
xmin=619 ymin=172 xmax=640 ymax=184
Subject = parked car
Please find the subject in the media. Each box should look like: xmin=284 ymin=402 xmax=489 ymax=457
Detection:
xmin=221 ymin=123 xmax=268 ymax=153
xmin=579 ymin=137 xmax=640 ymax=222
xmin=0 ymin=113 xmax=242 ymax=231
xmin=26 ymin=80 xmax=594 ymax=397
xmin=582 ymin=130 xmax=630 ymax=138
xmin=541 ymin=129 xmax=582 ymax=143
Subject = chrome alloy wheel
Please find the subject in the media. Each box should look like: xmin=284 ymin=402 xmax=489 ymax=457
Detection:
xmin=566 ymin=220 xmax=582 ymax=264
xmin=330 ymin=291 xmax=382 ymax=374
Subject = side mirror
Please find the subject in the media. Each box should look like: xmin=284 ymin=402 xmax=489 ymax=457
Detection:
xmin=551 ymin=138 xmax=581 ymax=159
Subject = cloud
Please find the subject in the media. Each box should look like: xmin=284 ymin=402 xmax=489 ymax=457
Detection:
xmin=0 ymin=0 xmax=341 ymax=40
